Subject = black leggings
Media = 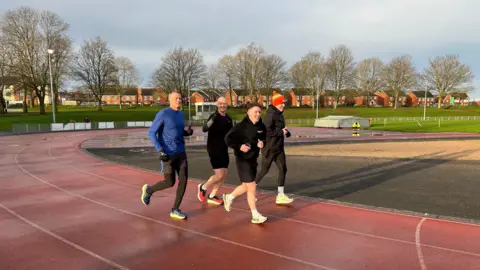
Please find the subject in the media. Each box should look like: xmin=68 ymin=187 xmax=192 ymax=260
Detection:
xmin=149 ymin=152 xmax=188 ymax=210
xmin=255 ymin=151 xmax=287 ymax=186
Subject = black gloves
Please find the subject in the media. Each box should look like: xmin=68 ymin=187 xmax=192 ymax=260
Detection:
xmin=206 ymin=118 xmax=214 ymax=129
xmin=159 ymin=151 xmax=169 ymax=161
xmin=185 ymin=125 xmax=193 ymax=136
xmin=285 ymin=129 xmax=291 ymax=138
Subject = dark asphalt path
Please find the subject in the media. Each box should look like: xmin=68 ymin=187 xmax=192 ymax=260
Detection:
xmin=86 ymin=146 xmax=480 ymax=222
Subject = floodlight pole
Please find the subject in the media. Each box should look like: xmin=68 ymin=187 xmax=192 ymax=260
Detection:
xmin=316 ymin=89 xmax=319 ymax=119
xmin=423 ymin=80 xmax=428 ymax=120
xmin=48 ymin=49 xmax=56 ymax=123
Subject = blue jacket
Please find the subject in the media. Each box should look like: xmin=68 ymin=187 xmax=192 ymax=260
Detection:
xmin=148 ymin=107 xmax=190 ymax=155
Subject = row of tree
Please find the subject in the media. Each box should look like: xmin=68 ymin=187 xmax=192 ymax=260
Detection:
xmin=0 ymin=6 xmax=141 ymax=114
xmin=153 ymin=43 xmax=475 ymax=109
xmin=0 ymin=6 xmax=476 ymax=115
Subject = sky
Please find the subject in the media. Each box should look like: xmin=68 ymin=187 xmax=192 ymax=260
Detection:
xmin=2 ymin=0 xmax=480 ymax=98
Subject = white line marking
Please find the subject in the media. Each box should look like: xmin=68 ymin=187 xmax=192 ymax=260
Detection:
xmin=16 ymin=146 xmax=333 ymax=270
xmin=51 ymin=147 xmax=425 ymax=245
xmin=75 ymin=136 xmax=480 ymax=230
xmin=416 ymin=218 xmax=427 ymax=270
xmin=52 ymin=145 xmax=480 ymax=259
xmin=0 ymin=202 xmax=129 ymax=270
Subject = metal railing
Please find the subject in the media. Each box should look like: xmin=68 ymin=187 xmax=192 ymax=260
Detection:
xmin=370 ymin=116 xmax=480 ymax=122
xmin=8 ymin=116 xmax=480 ymax=135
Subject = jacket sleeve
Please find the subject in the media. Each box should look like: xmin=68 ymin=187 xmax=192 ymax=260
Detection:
xmin=264 ymin=112 xmax=284 ymax=137
xmin=148 ymin=111 xmax=165 ymax=152
xmin=258 ymin=122 xmax=267 ymax=144
xmin=224 ymin=123 xmax=243 ymax=150
xmin=202 ymin=113 xmax=215 ymax=132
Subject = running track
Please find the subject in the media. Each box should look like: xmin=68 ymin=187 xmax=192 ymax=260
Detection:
xmin=2 ymin=129 xmax=480 ymax=270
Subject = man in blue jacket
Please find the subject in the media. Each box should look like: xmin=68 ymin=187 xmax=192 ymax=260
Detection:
xmin=141 ymin=91 xmax=193 ymax=220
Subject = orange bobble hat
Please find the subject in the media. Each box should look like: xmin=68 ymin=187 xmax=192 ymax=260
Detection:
xmin=272 ymin=93 xmax=285 ymax=106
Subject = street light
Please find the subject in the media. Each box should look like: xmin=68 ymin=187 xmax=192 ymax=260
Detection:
xmin=423 ymin=78 xmax=428 ymax=121
xmin=47 ymin=49 xmax=56 ymax=123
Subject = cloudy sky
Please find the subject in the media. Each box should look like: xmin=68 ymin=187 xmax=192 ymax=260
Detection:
xmin=2 ymin=0 xmax=480 ymax=98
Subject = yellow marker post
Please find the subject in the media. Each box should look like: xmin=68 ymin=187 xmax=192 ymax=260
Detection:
xmin=352 ymin=121 xmax=360 ymax=136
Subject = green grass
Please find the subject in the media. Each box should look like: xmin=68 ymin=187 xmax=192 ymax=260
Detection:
xmin=370 ymin=120 xmax=480 ymax=133
xmin=2 ymin=104 xmax=480 ymax=132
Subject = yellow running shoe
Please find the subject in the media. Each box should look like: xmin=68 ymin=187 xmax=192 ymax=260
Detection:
xmin=251 ymin=214 xmax=268 ymax=224
xmin=170 ymin=209 xmax=187 ymax=220
xmin=276 ymin=193 xmax=294 ymax=204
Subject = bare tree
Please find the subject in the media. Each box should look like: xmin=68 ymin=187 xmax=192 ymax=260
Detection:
xmin=217 ymin=55 xmax=237 ymax=105
xmin=422 ymin=54 xmax=475 ymax=108
xmin=355 ymin=57 xmax=384 ymax=107
xmin=151 ymin=47 xmax=206 ymax=97
xmin=0 ymin=38 xmax=9 ymax=114
xmin=258 ymin=53 xmax=287 ymax=105
xmin=291 ymin=52 xmax=328 ymax=110
xmin=1 ymin=7 xmax=71 ymax=114
xmin=43 ymin=14 xmax=73 ymax=113
xmin=325 ymin=45 xmax=356 ymax=109
xmin=202 ymin=64 xmax=221 ymax=90
xmin=70 ymin=36 xmax=117 ymax=111
xmin=382 ymin=55 xmax=418 ymax=109
xmin=235 ymin=42 xmax=265 ymax=101
xmin=114 ymin=56 xmax=141 ymax=109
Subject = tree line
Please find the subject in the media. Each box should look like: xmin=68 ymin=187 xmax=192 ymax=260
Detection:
xmin=0 ymin=6 xmax=140 ymax=113
xmin=0 ymin=6 xmax=475 ymax=115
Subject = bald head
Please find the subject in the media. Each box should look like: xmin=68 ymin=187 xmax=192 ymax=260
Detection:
xmin=216 ymin=96 xmax=227 ymax=115
xmin=169 ymin=91 xmax=182 ymax=110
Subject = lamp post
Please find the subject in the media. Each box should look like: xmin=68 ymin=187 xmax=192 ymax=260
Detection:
xmin=47 ymin=49 xmax=56 ymax=123
xmin=315 ymin=75 xmax=320 ymax=119
xmin=423 ymin=79 xmax=428 ymax=121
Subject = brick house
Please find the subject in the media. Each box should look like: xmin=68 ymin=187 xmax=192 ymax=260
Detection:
xmin=101 ymin=87 xmax=138 ymax=105
xmin=286 ymin=88 xmax=314 ymax=107
xmin=190 ymin=89 xmax=225 ymax=105
xmin=139 ymin=88 xmax=167 ymax=105
xmin=406 ymin=91 xmax=435 ymax=107
xmin=224 ymin=88 xmax=258 ymax=107
xmin=443 ymin=92 xmax=469 ymax=106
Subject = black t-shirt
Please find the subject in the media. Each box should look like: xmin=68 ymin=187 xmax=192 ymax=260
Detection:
xmin=202 ymin=112 xmax=233 ymax=151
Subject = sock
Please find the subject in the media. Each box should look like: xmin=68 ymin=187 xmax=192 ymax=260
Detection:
xmin=201 ymin=184 xmax=207 ymax=191
xmin=251 ymin=209 xmax=260 ymax=217
xmin=227 ymin=194 xmax=235 ymax=201
xmin=278 ymin=186 xmax=284 ymax=194
xmin=208 ymin=194 xmax=215 ymax=198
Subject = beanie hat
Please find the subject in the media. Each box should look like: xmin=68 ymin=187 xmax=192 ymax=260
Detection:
xmin=272 ymin=93 xmax=284 ymax=106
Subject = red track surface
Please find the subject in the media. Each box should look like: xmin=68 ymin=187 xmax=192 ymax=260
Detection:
xmin=2 ymin=129 xmax=480 ymax=269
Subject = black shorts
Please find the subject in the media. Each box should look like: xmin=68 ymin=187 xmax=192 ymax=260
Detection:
xmin=235 ymin=156 xmax=257 ymax=183
xmin=208 ymin=149 xmax=229 ymax=169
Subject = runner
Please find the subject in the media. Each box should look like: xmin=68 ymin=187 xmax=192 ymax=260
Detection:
xmin=141 ymin=91 xmax=194 ymax=220
xmin=254 ymin=93 xmax=294 ymax=204
xmin=222 ymin=103 xmax=268 ymax=224
xmin=197 ymin=97 xmax=233 ymax=205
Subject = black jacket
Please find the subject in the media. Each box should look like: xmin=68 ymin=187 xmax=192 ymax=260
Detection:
xmin=224 ymin=116 xmax=266 ymax=160
xmin=202 ymin=111 xmax=233 ymax=151
xmin=263 ymin=105 xmax=288 ymax=156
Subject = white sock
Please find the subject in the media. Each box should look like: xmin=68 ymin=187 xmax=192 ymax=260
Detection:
xmin=227 ymin=194 xmax=235 ymax=201
xmin=252 ymin=209 xmax=260 ymax=217
xmin=201 ymin=184 xmax=207 ymax=191
xmin=278 ymin=186 xmax=284 ymax=194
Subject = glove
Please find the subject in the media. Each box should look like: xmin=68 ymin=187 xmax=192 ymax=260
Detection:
xmin=285 ymin=129 xmax=291 ymax=138
xmin=159 ymin=151 xmax=169 ymax=161
xmin=185 ymin=125 xmax=193 ymax=136
xmin=206 ymin=118 xmax=214 ymax=129
xmin=207 ymin=112 xmax=218 ymax=127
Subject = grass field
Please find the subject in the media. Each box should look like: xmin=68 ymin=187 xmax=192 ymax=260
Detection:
xmin=370 ymin=119 xmax=480 ymax=133
xmin=1 ymin=104 xmax=480 ymax=132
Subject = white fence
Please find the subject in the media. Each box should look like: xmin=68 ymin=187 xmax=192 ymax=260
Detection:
xmin=8 ymin=116 xmax=480 ymax=134
xmin=11 ymin=121 xmax=154 ymax=134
